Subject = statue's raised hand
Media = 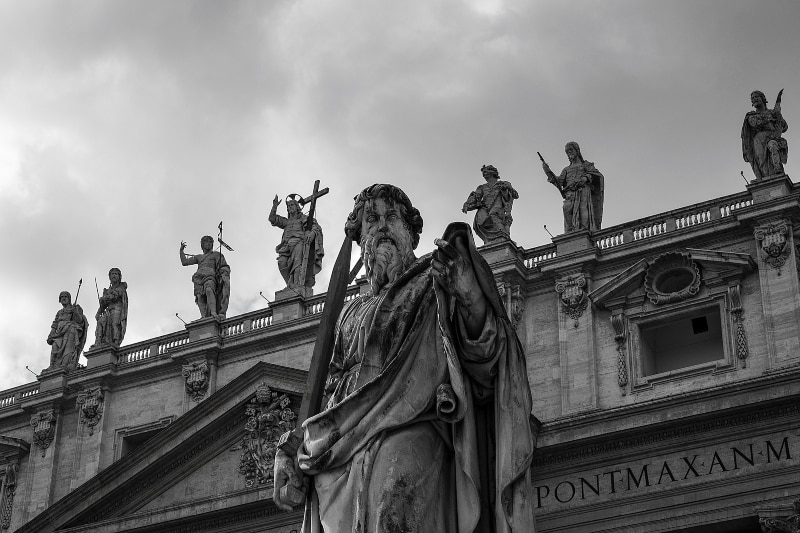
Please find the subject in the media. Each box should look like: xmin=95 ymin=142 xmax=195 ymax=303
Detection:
xmin=432 ymin=235 xmax=487 ymax=338
xmin=272 ymin=195 xmax=282 ymax=208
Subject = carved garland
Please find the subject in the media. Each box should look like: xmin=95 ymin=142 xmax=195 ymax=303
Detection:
xmin=755 ymin=222 xmax=790 ymax=275
xmin=76 ymin=387 xmax=104 ymax=436
xmin=611 ymin=315 xmax=628 ymax=392
xmin=496 ymin=282 xmax=524 ymax=329
xmin=644 ymin=252 xmax=701 ymax=305
xmin=728 ymin=284 xmax=750 ymax=367
xmin=1 ymin=463 xmax=18 ymax=530
xmin=182 ymin=361 xmax=210 ymax=402
xmin=555 ymin=275 xmax=588 ymax=327
xmin=760 ymin=499 xmax=800 ymax=533
xmin=30 ymin=410 xmax=57 ymax=457
xmin=237 ymin=383 xmax=297 ymax=488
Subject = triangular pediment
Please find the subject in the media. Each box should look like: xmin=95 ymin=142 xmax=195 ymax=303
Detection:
xmin=590 ymin=248 xmax=755 ymax=309
xmin=18 ymin=362 xmax=307 ymax=533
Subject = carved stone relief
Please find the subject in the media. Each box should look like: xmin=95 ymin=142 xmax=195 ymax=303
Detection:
xmin=76 ymin=387 xmax=104 ymax=436
xmin=611 ymin=314 xmax=628 ymax=392
xmin=728 ymin=284 xmax=750 ymax=367
xmin=755 ymin=222 xmax=790 ymax=274
xmin=555 ymin=275 xmax=588 ymax=327
xmin=236 ymin=383 xmax=297 ymax=488
xmin=644 ymin=252 xmax=701 ymax=305
xmin=496 ymin=282 xmax=524 ymax=329
xmin=182 ymin=361 xmax=210 ymax=402
xmin=30 ymin=410 xmax=57 ymax=457
xmin=760 ymin=499 xmax=800 ymax=532
xmin=1 ymin=462 xmax=18 ymax=530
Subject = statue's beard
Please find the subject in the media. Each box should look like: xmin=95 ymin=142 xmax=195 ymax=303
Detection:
xmin=362 ymin=231 xmax=414 ymax=293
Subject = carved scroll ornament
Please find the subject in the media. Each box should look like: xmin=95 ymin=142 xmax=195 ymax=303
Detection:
xmin=755 ymin=222 xmax=790 ymax=274
xmin=182 ymin=361 xmax=210 ymax=402
xmin=555 ymin=275 xmax=588 ymax=327
xmin=760 ymin=499 xmax=800 ymax=532
xmin=236 ymin=383 xmax=297 ymax=488
xmin=30 ymin=410 xmax=57 ymax=457
xmin=76 ymin=387 xmax=104 ymax=436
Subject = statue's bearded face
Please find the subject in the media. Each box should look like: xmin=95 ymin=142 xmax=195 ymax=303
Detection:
xmin=360 ymin=197 xmax=415 ymax=293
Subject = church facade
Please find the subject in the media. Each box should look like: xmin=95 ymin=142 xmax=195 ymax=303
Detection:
xmin=1 ymin=174 xmax=799 ymax=532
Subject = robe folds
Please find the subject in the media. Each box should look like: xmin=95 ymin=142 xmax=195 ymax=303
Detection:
xmin=298 ymin=222 xmax=537 ymax=533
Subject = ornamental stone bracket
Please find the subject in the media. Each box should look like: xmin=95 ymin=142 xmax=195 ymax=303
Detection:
xmin=555 ymin=274 xmax=588 ymax=327
xmin=182 ymin=361 xmax=211 ymax=402
xmin=755 ymin=221 xmax=791 ymax=275
xmin=610 ymin=313 xmax=629 ymax=393
xmin=728 ymin=284 xmax=750 ymax=367
xmin=76 ymin=387 xmax=104 ymax=436
xmin=496 ymin=281 xmax=524 ymax=329
xmin=757 ymin=499 xmax=800 ymax=532
xmin=235 ymin=383 xmax=297 ymax=488
xmin=30 ymin=409 xmax=57 ymax=457
xmin=0 ymin=436 xmax=29 ymax=531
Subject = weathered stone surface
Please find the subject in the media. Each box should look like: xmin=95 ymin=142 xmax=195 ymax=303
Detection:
xmin=179 ymin=236 xmax=231 ymax=319
xmin=542 ymin=142 xmax=605 ymax=233
xmin=462 ymin=164 xmax=519 ymax=244
xmin=46 ymin=291 xmax=88 ymax=371
xmin=91 ymin=268 xmax=128 ymax=349
xmin=742 ymin=89 xmax=789 ymax=180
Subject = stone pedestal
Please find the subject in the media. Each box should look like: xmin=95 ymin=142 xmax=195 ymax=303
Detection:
xmin=270 ymin=290 xmax=307 ymax=324
xmin=747 ymin=173 xmax=793 ymax=203
xmin=83 ymin=345 xmax=118 ymax=369
xmin=553 ymin=230 xmax=594 ymax=256
xmin=36 ymin=368 xmax=68 ymax=394
xmin=186 ymin=316 xmax=222 ymax=343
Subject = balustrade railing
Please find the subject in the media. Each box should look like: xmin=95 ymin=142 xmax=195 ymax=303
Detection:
xmin=0 ymin=382 xmax=40 ymax=410
xmin=523 ymin=245 xmax=557 ymax=269
xmin=304 ymin=286 xmax=361 ymax=316
xmin=221 ymin=308 xmax=274 ymax=338
xmin=118 ymin=330 xmax=190 ymax=364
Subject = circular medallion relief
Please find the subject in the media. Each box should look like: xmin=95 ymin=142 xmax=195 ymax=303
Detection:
xmin=644 ymin=252 xmax=701 ymax=305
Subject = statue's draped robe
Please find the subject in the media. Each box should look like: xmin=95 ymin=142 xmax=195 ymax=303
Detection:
xmin=48 ymin=305 xmax=88 ymax=370
xmin=554 ymin=161 xmax=604 ymax=233
xmin=742 ymin=109 xmax=788 ymax=179
xmin=271 ymin=213 xmax=324 ymax=288
xmin=298 ymin=224 xmax=536 ymax=533
xmin=463 ymin=181 xmax=518 ymax=243
xmin=189 ymin=251 xmax=230 ymax=316
xmin=94 ymin=281 xmax=128 ymax=347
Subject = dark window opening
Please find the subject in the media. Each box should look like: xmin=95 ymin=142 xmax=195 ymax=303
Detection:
xmin=640 ymin=308 xmax=724 ymax=376
xmin=120 ymin=428 xmax=164 ymax=459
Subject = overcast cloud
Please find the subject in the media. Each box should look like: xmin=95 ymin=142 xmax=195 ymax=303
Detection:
xmin=1 ymin=0 xmax=798 ymax=390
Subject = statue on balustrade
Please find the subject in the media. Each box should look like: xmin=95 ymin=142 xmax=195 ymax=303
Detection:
xmin=742 ymin=89 xmax=789 ymax=180
xmin=179 ymin=235 xmax=231 ymax=319
xmin=462 ymin=164 xmax=519 ymax=244
xmin=541 ymin=141 xmax=605 ymax=233
xmin=273 ymin=183 xmax=537 ymax=532
xmin=91 ymin=267 xmax=128 ymax=349
xmin=47 ymin=291 xmax=89 ymax=371
xmin=269 ymin=194 xmax=324 ymax=290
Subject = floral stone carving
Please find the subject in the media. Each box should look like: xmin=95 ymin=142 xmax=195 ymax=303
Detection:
xmin=755 ymin=222 xmax=790 ymax=274
xmin=1 ymin=462 xmax=18 ymax=530
xmin=644 ymin=252 xmax=701 ymax=305
xmin=76 ymin=387 xmax=104 ymax=436
xmin=237 ymin=383 xmax=297 ymax=488
xmin=555 ymin=275 xmax=588 ymax=327
xmin=182 ymin=361 xmax=210 ymax=402
xmin=30 ymin=410 xmax=57 ymax=457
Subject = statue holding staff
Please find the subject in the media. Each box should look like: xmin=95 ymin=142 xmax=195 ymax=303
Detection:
xmin=47 ymin=287 xmax=89 ymax=371
xmin=91 ymin=267 xmax=128 ymax=349
xmin=541 ymin=142 xmax=605 ymax=234
xmin=742 ymin=89 xmax=789 ymax=180
xmin=179 ymin=235 xmax=231 ymax=319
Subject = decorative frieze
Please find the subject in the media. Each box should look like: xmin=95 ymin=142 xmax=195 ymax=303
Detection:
xmin=236 ymin=383 xmax=297 ymax=488
xmin=30 ymin=410 xmax=57 ymax=457
xmin=76 ymin=387 xmax=104 ymax=436
xmin=555 ymin=275 xmax=588 ymax=327
xmin=760 ymin=499 xmax=800 ymax=533
xmin=1 ymin=462 xmax=18 ymax=530
xmin=611 ymin=314 xmax=628 ymax=391
xmin=644 ymin=252 xmax=701 ymax=305
xmin=496 ymin=282 xmax=524 ymax=329
xmin=728 ymin=284 xmax=750 ymax=367
xmin=182 ymin=361 xmax=210 ymax=402
xmin=755 ymin=222 xmax=791 ymax=274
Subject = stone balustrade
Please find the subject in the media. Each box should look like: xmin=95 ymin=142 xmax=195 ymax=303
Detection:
xmin=0 ymin=383 xmax=40 ymax=411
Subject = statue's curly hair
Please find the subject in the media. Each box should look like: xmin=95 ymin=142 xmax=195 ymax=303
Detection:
xmin=345 ymin=184 xmax=424 ymax=249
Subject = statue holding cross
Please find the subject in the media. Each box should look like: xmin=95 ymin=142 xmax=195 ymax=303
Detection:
xmin=269 ymin=180 xmax=326 ymax=296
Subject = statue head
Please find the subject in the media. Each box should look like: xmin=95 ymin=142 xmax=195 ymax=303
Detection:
xmin=200 ymin=235 xmax=214 ymax=253
xmin=481 ymin=164 xmax=499 ymax=181
xmin=108 ymin=268 xmax=122 ymax=284
xmin=285 ymin=196 xmax=301 ymax=217
xmin=751 ymin=90 xmax=767 ymax=109
xmin=346 ymin=184 xmax=424 ymax=292
xmin=565 ymin=141 xmax=584 ymax=163
xmin=58 ymin=291 xmax=71 ymax=306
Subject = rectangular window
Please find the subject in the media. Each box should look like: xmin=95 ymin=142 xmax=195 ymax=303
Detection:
xmin=639 ymin=307 xmax=724 ymax=376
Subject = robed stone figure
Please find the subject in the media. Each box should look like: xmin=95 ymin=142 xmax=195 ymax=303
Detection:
xmin=179 ymin=235 xmax=231 ymax=319
xmin=462 ymin=164 xmax=519 ymax=244
xmin=274 ymin=184 xmax=537 ymax=532
xmin=742 ymin=89 xmax=789 ymax=180
xmin=92 ymin=267 xmax=128 ymax=348
xmin=269 ymin=194 xmax=324 ymax=290
xmin=47 ymin=291 xmax=89 ymax=371
xmin=543 ymin=141 xmax=605 ymax=233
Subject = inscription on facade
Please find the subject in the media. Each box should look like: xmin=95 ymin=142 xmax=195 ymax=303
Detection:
xmin=535 ymin=433 xmax=797 ymax=510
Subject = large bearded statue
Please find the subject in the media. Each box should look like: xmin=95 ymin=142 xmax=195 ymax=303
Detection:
xmin=274 ymin=184 xmax=538 ymax=532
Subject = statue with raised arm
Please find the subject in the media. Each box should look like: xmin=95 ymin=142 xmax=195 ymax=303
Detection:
xmin=179 ymin=236 xmax=231 ymax=319
xmin=542 ymin=141 xmax=605 ymax=233
xmin=91 ymin=268 xmax=128 ymax=349
xmin=268 ymin=194 xmax=324 ymax=290
xmin=462 ymin=164 xmax=519 ymax=244
xmin=742 ymin=89 xmax=789 ymax=180
xmin=47 ymin=291 xmax=89 ymax=371
xmin=273 ymin=184 xmax=538 ymax=532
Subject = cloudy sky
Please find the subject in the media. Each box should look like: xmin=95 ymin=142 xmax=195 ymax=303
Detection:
xmin=0 ymin=0 xmax=798 ymax=391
